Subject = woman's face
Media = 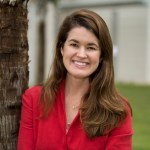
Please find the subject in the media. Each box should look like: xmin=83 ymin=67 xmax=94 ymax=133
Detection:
xmin=61 ymin=26 xmax=101 ymax=80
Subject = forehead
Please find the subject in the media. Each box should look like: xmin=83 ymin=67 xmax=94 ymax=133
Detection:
xmin=66 ymin=27 xmax=99 ymax=44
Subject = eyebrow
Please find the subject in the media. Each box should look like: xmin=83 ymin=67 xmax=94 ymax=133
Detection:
xmin=68 ymin=39 xmax=99 ymax=48
xmin=68 ymin=39 xmax=79 ymax=43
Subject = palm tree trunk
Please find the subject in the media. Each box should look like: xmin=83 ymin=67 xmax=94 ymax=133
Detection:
xmin=0 ymin=1 xmax=29 ymax=149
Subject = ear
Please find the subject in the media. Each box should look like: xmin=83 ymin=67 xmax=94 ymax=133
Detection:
xmin=61 ymin=47 xmax=63 ymax=56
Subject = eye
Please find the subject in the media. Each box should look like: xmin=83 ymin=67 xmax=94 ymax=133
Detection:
xmin=87 ymin=47 xmax=97 ymax=51
xmin=70 ymin=43 xmax=79 ymax=48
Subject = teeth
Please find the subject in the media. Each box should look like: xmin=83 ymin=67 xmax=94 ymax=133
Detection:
xmin=74 ymin=61 xmax=87 ymax=66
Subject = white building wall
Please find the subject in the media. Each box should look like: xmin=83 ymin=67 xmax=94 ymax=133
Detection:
xmin=146 ymin=2 xmax=150 ymax=83
xmin=28 ymin=2 xmax=41 ymax=86
xmin=27 ymin=1 xmax=56 ymax=85
xmin=44 ymin=3 xmax=56 ymax=79
xmin=117 ymin=6 xmax=148 ymax=83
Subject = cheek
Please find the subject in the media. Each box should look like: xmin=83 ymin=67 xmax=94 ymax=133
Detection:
xmin=94 ymin=52 xmax=101 ymax=63
xmin=92 ymin=53 xmax=101 ymax=70
xmin=62 ymin=52 xmax=70 ymax=68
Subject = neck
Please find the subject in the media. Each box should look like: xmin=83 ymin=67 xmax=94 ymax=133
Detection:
xmin=65 ymin=75 xmax=89 ymax=99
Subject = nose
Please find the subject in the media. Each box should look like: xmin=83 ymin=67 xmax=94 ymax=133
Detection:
xmin=76 ymin=47 xmax=87 ymax=58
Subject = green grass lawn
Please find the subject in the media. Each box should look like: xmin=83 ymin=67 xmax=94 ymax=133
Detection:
xmin=117 ymin=83 xmax=150 ymax=150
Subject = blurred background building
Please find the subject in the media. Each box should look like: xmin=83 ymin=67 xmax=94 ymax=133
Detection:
xmin=27 ymin=0 xmax=150 ymax=86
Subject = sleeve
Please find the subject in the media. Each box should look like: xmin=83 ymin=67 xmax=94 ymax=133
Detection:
xmin=105 ymin=106 xmax=134 ymax=150
xmin=17 ymin=89 xmax=34 ymax=150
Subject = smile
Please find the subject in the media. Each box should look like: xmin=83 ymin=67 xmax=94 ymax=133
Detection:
xmin=73 ymin=60 xmax=88 ymax=67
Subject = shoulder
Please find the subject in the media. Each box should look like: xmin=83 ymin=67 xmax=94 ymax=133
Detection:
xmin=22 ymin=86 xmax=42 ymax=105
xmin=24 ymin=86 xmax=42 ymax=95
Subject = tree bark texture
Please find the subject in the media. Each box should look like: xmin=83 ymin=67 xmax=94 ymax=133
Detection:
xmin=0 ymin=2 xmax=29 ymax=150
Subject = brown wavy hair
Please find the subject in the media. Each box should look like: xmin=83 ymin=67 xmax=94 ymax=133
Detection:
xmin=40 ymin=9 xmax=129 ymax=139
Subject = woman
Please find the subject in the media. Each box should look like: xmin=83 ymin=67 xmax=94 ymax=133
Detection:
xmin=18 ymin=9 xmax=133 ymax=150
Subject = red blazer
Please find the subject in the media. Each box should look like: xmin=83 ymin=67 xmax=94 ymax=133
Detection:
xmin=18 ymin=82 xmax=133 ymax=150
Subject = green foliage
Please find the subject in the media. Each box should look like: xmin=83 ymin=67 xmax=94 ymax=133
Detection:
xmin=117 ymin=83 xmax=150 ymax=150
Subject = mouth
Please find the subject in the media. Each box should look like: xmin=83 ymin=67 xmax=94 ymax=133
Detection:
xmin=73 ymin=60 xmax=89 ymax=67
